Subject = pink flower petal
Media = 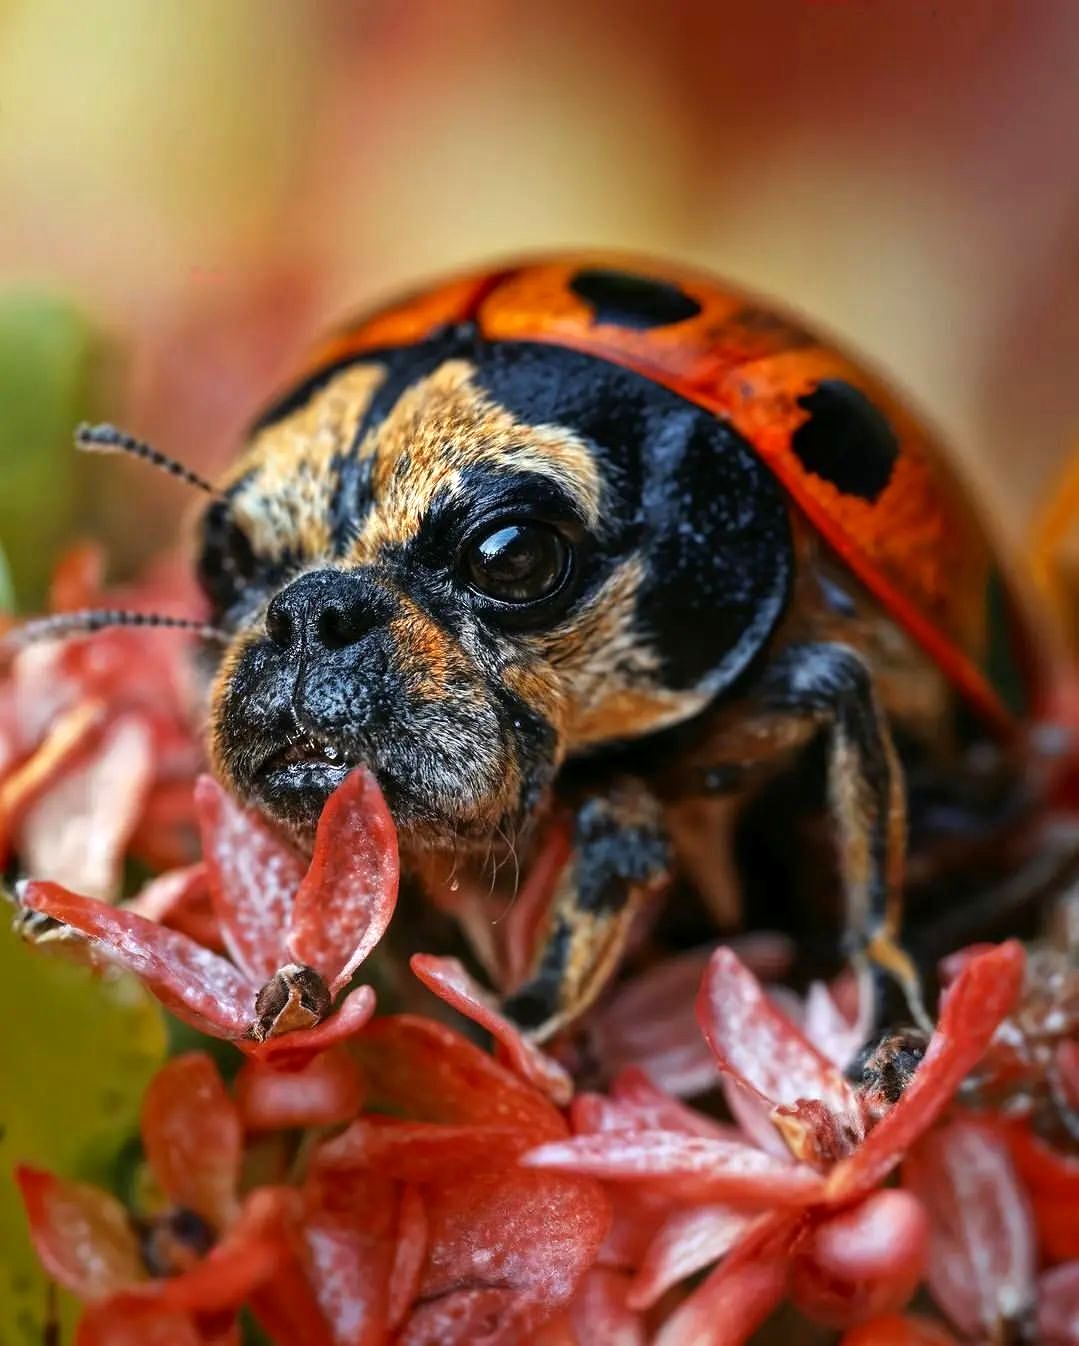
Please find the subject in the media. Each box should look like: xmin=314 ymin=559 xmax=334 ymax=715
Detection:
xmin=630 ymin=1205 xmax=754 ymax=1309
xmin=352 ymin=1014 xmax=566 ymax=1140
xmin=125 ymin=863 xmax=221 ymax=950
xmin=236 ymin=1046 xmax=364 ymax=1131
xmin=905 ymin=1119 xmax=1036 ymax=1340
xmin=239 ymin=983 xmax=376 ymax=1069
xmin=569 ymin=1269 xmax=646 ymax=1346
xmin=141 ymin=1053 xmax=242 ymax=1229
xmin=804 ymin=979 xmax=866 ymax=1073
xmin=300 ymin=1167 xmax=398 ymax=1346
xmin=829 ymin=941 xmax=1026 ymax=1201
xmin=400 ymin=1167 xmax=609 ymax=1346
xmin=317 ymin=1117 xmax=532 ymax=1181
xmin=1038 ymin=1262 xmax=1079 ymax=1346
xmin=586 ymin=947 xmax=721 ymax=1098
xmin=16 ymin=1166 xmax=144 ymax=1300
xmin=195 ymin=775 xmax=305 ymax=985
xmin=288 ymin=767 xmax=399 ymax=994
xmin=523 ymin=1131 xmax=826 ymax=1206
xmin=411 ymin=953 xmax=573 ymax=1106
xmin=653 ymin=1234 xmax=792 ymax=1346
xmin=791 ymin=1190 xmax=928 ymax=1328
xmin=20 ymin=880 xmax=253 ymax=1037
xmin=698 ymin=947 xmax=863 ymax=1153
xmin=17 ymin=714 xmax=154 ymax=901
xmin=387 ymin=1187 xmax=428 ymax=1332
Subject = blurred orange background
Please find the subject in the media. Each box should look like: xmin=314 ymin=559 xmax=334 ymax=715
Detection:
xmin=0 ymin=0 xmax=1076 ymax=582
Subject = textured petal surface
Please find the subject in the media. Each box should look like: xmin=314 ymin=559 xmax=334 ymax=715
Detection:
xmin=698 ymin=947 xmax=862 ymax=1142
xmin=905 ymin=1119 xmax=1036 ymax=1339
xmin=351 ymin=1015 xmax=565 ymax=1139
xmin=411 ymin=953 xmax=573 ymax=1105
xmin=16 ymin=1167 xmax=144 ymax=1301
xmin=195 ymin=774 xmax=305 ymax=985
xmin=400 ymin=1166 xmax=609 ymax=1346
xmin=387 ymin=1186 xmax=428 ymax=1332
xmin=829 ymin=941 xmax=1026 ymax=1201
xmin=125 ymin=862 xmax=221 ymax=951
xmin=236 ymin=1045 xmax=363 ymax=1131
xmin=141 ymin=1053 xmax=242 ymax=1229
xmin=569 ymin=1269 xmax=646 ymax=1346
xmin=19 ymin=881 xmax=252 ymax=1036
xmin=288 ymin=768 xmax=399 ymax=993
xmin=630 ymin=1204 xmax=754 ymax=1308
xmin=75 ymin=1301 xmax=206 ymax=1346
xmin=523 ymin=1130 xmax=825 ymax=1205
xmin=653 ymin=1244 xmax=791 ymax=1346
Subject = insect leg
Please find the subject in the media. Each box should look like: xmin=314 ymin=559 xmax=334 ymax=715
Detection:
xmin=502 ymin=780 xmax=670 ymax=1042
xmin=762 ymin=641 xmax=931 ymax=1030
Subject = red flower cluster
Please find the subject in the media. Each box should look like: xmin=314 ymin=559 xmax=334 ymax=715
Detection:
xmin=7 ymin=609 xmax=1078 ymax=1344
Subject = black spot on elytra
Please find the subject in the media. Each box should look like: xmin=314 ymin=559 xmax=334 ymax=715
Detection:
xmin=569 ymin=267 xmax=702 ymax=330
xmin=791 ymin=379 xmax=899 ymax=502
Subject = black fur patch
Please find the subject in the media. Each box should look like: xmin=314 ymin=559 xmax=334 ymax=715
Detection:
xmin=569 ymin=267 xmax=702 ymax=330
xmin=792 ymin=379 xmax=899 ymax=502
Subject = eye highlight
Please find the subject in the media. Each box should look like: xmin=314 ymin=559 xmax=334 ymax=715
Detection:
xmin=462 ymin=520 xmax=571 ymax=607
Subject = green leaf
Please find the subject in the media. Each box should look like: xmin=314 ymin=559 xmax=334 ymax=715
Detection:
xmin=0 ymin=292 xmax=100 ymax=609
xmin=0 ymin=540 xmax=14 ymax=614
xmin=0 ymin=916 xmax=167 ymax=1344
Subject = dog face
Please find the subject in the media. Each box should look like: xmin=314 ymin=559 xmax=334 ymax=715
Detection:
xmin=199 ymin=331 xmax=791 ymax=853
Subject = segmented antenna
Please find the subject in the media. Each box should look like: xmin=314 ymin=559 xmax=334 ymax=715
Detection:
xmin=75 ymin=422 xmax=219 ymax=496
xmin=2 ymin=609 xmax=230 ymax=651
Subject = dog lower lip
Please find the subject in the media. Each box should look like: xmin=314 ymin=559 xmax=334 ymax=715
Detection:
xmin=258 ymin=734 xmax=351 ymax=779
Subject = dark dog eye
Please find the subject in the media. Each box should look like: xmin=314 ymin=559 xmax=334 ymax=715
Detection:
xmin=463 ymin=521 xmax=570 ymax=605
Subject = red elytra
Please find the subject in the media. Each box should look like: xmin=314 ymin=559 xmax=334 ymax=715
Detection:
xmin=291 ymin=253 xmax=1047 ymax=737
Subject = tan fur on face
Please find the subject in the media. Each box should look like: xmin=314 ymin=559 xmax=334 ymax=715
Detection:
xmin=347 ymin=360 xmax=603 ymax=562
xmin=224 ymin=362 xmax=387 ymax=562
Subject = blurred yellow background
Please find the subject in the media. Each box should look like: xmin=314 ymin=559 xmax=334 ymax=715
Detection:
xmin=0 ymin=0 xmax=1076 ymax=596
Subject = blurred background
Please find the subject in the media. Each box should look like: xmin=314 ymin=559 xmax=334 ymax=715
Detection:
xmin=0 ymin=0 xmax=1077 ymax=606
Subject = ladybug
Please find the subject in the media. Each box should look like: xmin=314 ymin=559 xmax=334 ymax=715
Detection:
xmin=24 ymin=254 xmax=1064 ymax=1038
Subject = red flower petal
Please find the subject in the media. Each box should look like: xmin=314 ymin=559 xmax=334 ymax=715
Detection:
xmin=629 ymin=1204 xmax=754 ymax=1309
xmin=0 ymin=699 xmax=105 ymax=846
xmin=1038 ymin=1262 xmax=1079 ymax=1346
xmin=829 ymin=941 xmax=1026 ymax=1201
xmin=317 ymin=1117 xmax=531 ymax=1181
xmin=1004 ymin=1123 xmax=1079 ymax=1261
xmin=569 ymin=1269 xmax=646 ymax=1346
xmin=17 ymin=714 xmax=155 ymax=901
xmin=791 ymin=1190 xmax=928 ymax=1328
xmin=387 ymin=1186 xmax=428 ymax=1332
xmin=239 ymin=983 xmax=377 ymax=1069
xmin=839 ymin=1315 xmax=959 ymax=1346
xmin=608 ymin=1067 xmax=743 ymax=1140
xmin=411 ymin=953 xmax=573 ymax=1106
xmin=400 ymin=1167 xmax=609 ymax=1346
xmin=299 ymin=1167 xmax=399 ymax=1346
xmin=195 ymin=775 xmax=305 ymax=986
xmin=523 ymin=1131 xmax=825 ymax=1206
xmin=905 ymin=1119 xmax=1036 ymax=1339
xmin=20 ymin=880 xmax=253 ymax=1037
xmin=351 ymin=1015 xmax=566 ymax=1139
xmin=500 ymin=813 xmax=574 ymax=992
xmin=288 ymin=767 xmax=399 ymax=993
xmin=75 ymin=1301 xmax=206 ymax=1346
xmin=653 ymin=1243 xmax=791 ymax=1346
xmin=125 ymin=863 xmax=221 ymax=950
xmin=697 ymin=947 xmax=862 ymax=1141
xmin=141 ymin=1054 xmax=242 ymax=1230
xmin=16 ymin=1166 xmax=144 ymax=1301
xmin=236 ymin=1046 xmax=363 ymax=1131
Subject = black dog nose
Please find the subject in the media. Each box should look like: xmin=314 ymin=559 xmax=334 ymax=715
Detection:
xmin=265 ymin=569 xmax=388 ymax=652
